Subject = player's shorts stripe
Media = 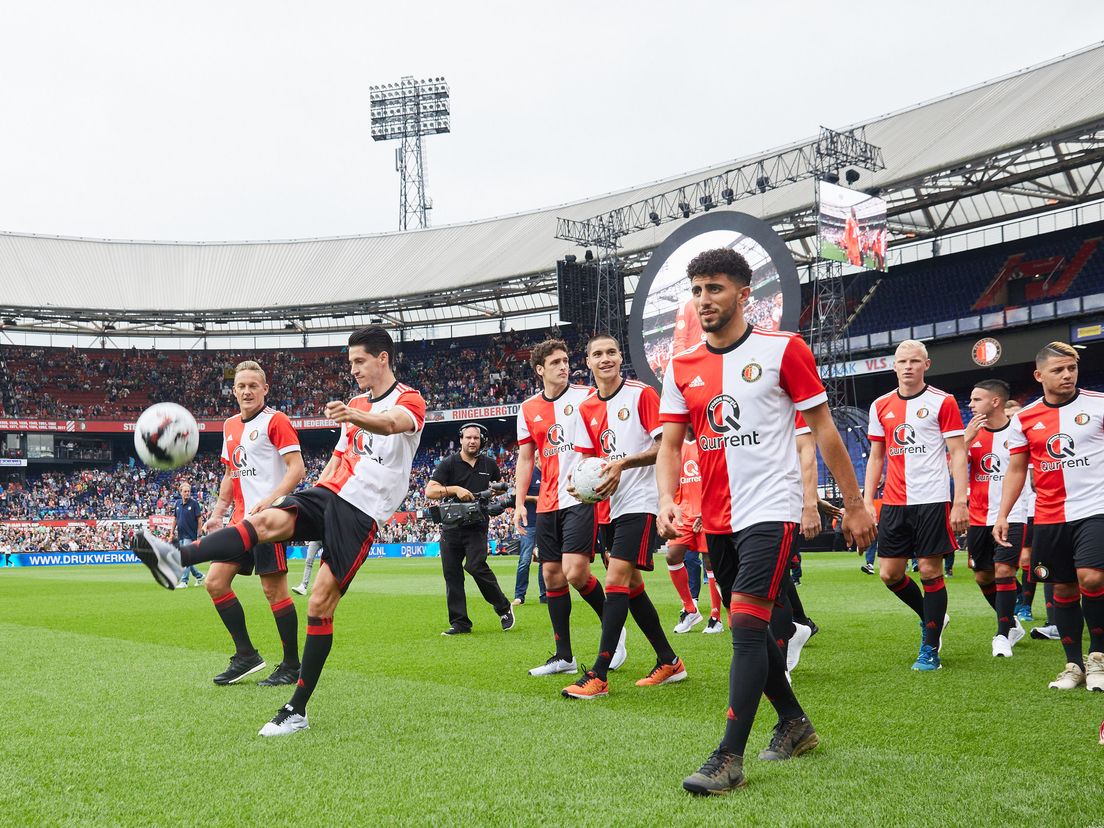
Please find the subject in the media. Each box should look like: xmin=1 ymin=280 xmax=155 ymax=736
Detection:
xmin=768 ymin=523 xmax=796 ymax=600
xmin=339 ymin=523 xmax=378 ymax=592
xmin=638 ymin=514 xmax=653 ymax=567
xmin=943 ymin=503 xmax=957 ymax=552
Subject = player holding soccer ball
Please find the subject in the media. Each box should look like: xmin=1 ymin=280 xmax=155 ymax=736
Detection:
xmin=561 ymin=334 xmax=685 ymax=699
xmin=132 ymin=327 xmax=425 ymax=735
xmin=201 ymin=360 xmax=306 ymax=687
xmin=514 ymin=339 xmax=624 ymax=677
xmin=656 ymin=248 xmax=874 ymax=795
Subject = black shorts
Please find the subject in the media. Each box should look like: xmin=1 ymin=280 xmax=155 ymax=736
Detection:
xmin=967 ymin=524 xmax=1023 ymax=571
xmin=271 ymin=487 xmax=378 ymax=594
xmin=705 ymin=521 xmax=799 ymax=603
xmin=599 ymin=513 xmax=658 ymax=572
xmin=877 ymin=503 xmax=955 ymax=559
xmin=535 ymin=503 xmax=597 ymax=564
xmin=1031 ymin=516 xmax=1104 ymax=583
xmin=224 ymin=540 xmax=288 ymax=577
xmin=1024 ymin=517 xmax=1034 ymax=548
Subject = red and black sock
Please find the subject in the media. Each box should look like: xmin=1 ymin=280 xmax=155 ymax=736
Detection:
xmin=628 ymin=583 xmax=677 ymax=665
xmin=887 ymin=574 xmax=925 ymax=618
xmin=763 ymin=626 xmax=803 ymax=722
xmin=1020 ymin=567 xmax=1036 ymax=607
xmin=211 ymin=591 xmax=256 ymax=656
xmin=577 ymin=575 xmax=605 ymax=620
xmin=593 ymin=586 xmax=630 ymax=680
xmin=1081 ymin=586 xmax=1104 ymax=654
xmin=921 ymin=575 xmax=948 ymax=649
xmin=1044 ymin=582 xmax=1056 ymax=624
xmin=180 ymin=521 xmax=258 ymax=567
xmin=270 ymin=597 xmax=300 ymax=669
xmin=995 ymin=576 xmax=1017 ymax=637
xmin=720 ymin=603 xmax=771 ymax=756
xmin=289 ymin=615 xmax=332 ymax=715
xmin=546 ymin=587 xmax=573 ymax=661
xmin=1051 ymin=592 xmax=1084 ymax=668
xmin=979 ymin=581 xmax=997 ymax=610
xmin=770 ymin=590 xmax=796 ymax=650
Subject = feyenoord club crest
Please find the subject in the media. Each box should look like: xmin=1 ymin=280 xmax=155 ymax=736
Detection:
xmin=1075 ymin=413 xmax=1090 ymax=426
xmin=563 ymin=404 xmax=574 ymax=416
xmin=916 ymin=407 xmax=930 ymax=419
xmin=741 ymin=362 xmax=763 ymax=383
xmin=617 ymin=407 xmax=630 ymax=421
xmin=1034 ymin=564 xmax=1050 ymax=581
xmin=249 ymin=429 xmax=259 ymax=441
xmin=971 ymin=337 xmax=1002 ymax=367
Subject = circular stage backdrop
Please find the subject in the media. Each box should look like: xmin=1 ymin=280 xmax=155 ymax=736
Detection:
xmin=628 ymin=212 xmax=801 ymax=391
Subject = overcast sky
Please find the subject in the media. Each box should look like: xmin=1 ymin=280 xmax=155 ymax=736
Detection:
xmin=1 ymin=2 xmax=1101 ymax=242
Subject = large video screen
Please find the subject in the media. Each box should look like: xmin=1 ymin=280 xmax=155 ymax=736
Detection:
xmin=627 ymin=212 xmax=801 ymax=389
xmin=817 ymin=181 xmax=888 ymax=272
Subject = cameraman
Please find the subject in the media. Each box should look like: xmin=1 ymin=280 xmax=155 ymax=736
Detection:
xmin=426 ymin=423 xmax=516 ymax=636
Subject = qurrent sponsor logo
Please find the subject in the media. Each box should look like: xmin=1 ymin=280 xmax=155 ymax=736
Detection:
xmin=1040 ymin=432 xmax=1088 ymax=472
xmin=889 ymin=423 xmax=926 ymax=456
xmin=698 ymin=395 xmax=761 ymax=452
xmin=542 ymin=423 xmax=574 ymax=459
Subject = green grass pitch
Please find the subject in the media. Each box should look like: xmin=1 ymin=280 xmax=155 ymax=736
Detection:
xmin=2 ymin=553 xmax=1101 ymax=826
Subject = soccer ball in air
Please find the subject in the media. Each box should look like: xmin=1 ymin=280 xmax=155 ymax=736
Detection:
xmin=572 ymin=457 xmax=610 ymax=504
xmin=133 ymin=403 xmax=200 ymax=470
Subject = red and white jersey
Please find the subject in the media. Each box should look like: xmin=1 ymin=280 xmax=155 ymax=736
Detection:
xmin=320 ymin=382 xmax=426 ymax=524
xmin=220 ymin=407 xmax=301 ymax=521
xmin=675 ymin=439 xmax=702 ymax=523
xmin=795 ymin=411 xmax=811 ymax=436
xmin=1007 ymin=390 xmax=1104 ymax=524
xmin=659 ymin=327 xmax=827 ymax=534
xmin=672 ymin=296 xmax=704 ymax=356
xmin=967 ymin=423 xmax=1028 ymax=526
xmin=868 ymin=385 xmax=964 ymax=506
xmin=575 ymin=379 xmax=662 ymax=521
xmin=517 ymin=384 xmax=592 ymax=513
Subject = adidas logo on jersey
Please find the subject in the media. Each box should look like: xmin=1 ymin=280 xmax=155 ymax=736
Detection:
xmin=534 ymin=414 xmax=543 ymax=422
xmin=885 ymin=411 xmax=896 ymax=419
xmin=1032 ymin=421 xmax=1045 ymax=430
xmin=689 ymin=376 xmax=705 ymax=387
xmin=590 ymin=418 xmax=599 ymax=426
xmin=972 ymin=441 xmax=983 ymax=448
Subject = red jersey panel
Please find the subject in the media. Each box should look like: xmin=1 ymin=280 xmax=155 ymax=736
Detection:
xmin=517 ymin=384 xmax=592 ymax=513
xmin=675 ymin=439 xmax=702 ymax=523
xmin=868 ymin=385 xmax=964 ymax=506
xmin=221 ymin=407 xmax=300 ymax=521
xmin=672 ymin=297 xmax=704 ymax=356
xmin=659 ymin=327 xmax=827 ymax=534
xmin=321 ymin=382 xmax=426 ymax=523
xmin=795 ymin=411 xmax=811 ymax=436
xmin=1008 ymin=390 xmax=1104 ymax=524
xmin=576 ymin=380 xmax=662 ymax=521
xmin=967 ymin=422 xmax=1028 ymax=526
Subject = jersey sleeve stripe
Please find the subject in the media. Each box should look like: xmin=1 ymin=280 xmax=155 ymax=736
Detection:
xmin=659 ymin=412 xmax=691 ymax=424
xmin=278 ymin=444 xmax=301 ymax=455
xmin=793 ymin=391 xmax=828 ymax=410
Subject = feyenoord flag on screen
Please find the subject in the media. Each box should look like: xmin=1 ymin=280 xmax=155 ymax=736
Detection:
xmin=818 ymin=181 xmax=888 ymax=272
xmin=627 ymin=212 xmax=801 ymax=389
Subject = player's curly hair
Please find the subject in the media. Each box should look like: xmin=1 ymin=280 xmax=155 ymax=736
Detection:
xmin=686 ymin=248 xmax=753 ymax=286
xmin=1035 ymin=341 xmax=1078 ymax=366
xmin=530 ymin=338 xmax=568 ymax=373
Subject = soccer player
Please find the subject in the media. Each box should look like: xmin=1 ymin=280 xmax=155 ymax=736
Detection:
xmin=994 ymin=342 xmax=1104 ymax=691
xmin=561 ymin=335 xmax=685 ymax=699
xmin=962 ymin=379 xmax=1027 ymax=657
xmin=657 ymin=248 xmax=875 ymax=795
xmin=513 ymin=339 xmax=625 ymax=676
xmin=864 ymin=339 xmax=967 ymax=671
xmin=132 ymin=326 xmax=426 ymax=734
xmin=201 ymin=360 xmax=306 ymax=686
xmin=666 ymin=428 xmax=725 ymax=634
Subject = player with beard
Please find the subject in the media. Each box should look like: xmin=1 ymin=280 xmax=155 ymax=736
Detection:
xmin=131 ymin=326 xmax=426 ymax=734
xmin=514 ymin=339 xmax=626 ymax=677
xmin=962 ymin=379 xmax=1028 ymax=657
xmin=659 ymin=248 xmax=874 ymax=795
xmin=863 ymin=340 xmax=967 ymax=672
xmin=994 ymin=342 xmax=1104 ymax=691
xmin=561 ymin=335 xmax=684 ymax=699
xmin=202 ymin=361 xmax=306 ymax=686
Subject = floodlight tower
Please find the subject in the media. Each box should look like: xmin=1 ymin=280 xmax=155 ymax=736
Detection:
xmin=369 ymin=76 xmax=450 ymax=231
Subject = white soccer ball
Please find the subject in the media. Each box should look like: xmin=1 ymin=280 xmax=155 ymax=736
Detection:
xmin=133 ymin=402 xmax=200 ymax=470
xmin=573 ymin=456 xmax=610 ymax=504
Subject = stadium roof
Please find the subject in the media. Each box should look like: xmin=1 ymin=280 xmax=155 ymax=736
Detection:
xmin=3 ymin=42 xmax=1104 ymax=336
